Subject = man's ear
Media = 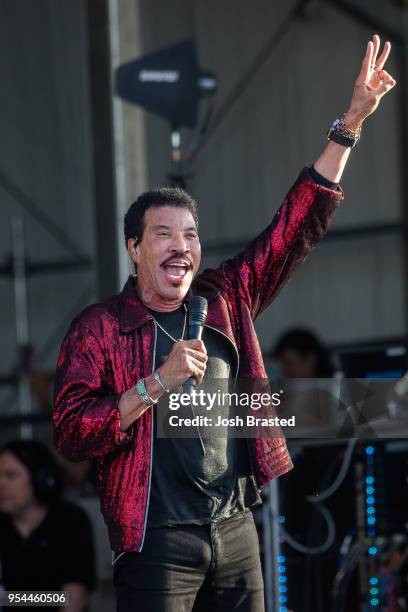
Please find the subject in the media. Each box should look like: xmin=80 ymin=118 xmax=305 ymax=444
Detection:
xmin=127 ymin=238 xmax=139 ymax=259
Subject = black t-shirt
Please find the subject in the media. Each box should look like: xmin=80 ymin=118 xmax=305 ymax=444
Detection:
xmin=0 ymin=500 xmax=96 ymax=602
xmin=146 ymin=305 xmax=262 ymax=527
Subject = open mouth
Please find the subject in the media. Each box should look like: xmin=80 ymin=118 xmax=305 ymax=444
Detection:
xmin=162 ymin=261 xmax=191 ymax=280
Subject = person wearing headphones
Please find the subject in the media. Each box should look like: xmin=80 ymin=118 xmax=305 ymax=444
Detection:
xmin=0 ymin=440 xmax=96 ymax=611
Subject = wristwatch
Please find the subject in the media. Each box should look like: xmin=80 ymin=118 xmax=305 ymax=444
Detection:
xmin=327 ymin=116 xmax=361 ymax=148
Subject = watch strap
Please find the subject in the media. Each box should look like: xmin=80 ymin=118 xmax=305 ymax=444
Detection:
xmin=328 ymin=129 xmax=357 ymax=148
xmin=327 ymin=115 xmax=361 ymax=148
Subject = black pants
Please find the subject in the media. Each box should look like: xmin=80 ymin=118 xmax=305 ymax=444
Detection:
xmin=113 ymin=509 xmax=265 ymax=612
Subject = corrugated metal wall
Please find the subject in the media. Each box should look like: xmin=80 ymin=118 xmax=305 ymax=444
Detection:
xmin=0 ymin=1 xmax=95 ymax=388
xmin=135 ymin=0 xmax=405 ymax=350
xmin=0 ymin=0 xmax=405 ymax=394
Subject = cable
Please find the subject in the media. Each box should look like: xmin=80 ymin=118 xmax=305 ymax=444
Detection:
xmin=305 ymin=438 xmax=357 ymax=503
xmin=272 ymin=439 xmax=357 ymax=555
xmin=270 ymin=501 xmax=336 ymax=555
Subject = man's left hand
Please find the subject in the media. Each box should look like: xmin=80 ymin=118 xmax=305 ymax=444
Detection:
xmin=344 ymin=33 xmax=396 ymax=131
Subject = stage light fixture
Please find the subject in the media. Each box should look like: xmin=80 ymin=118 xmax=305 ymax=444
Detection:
xmin=115 ymin=39 xmax=217 ymax=129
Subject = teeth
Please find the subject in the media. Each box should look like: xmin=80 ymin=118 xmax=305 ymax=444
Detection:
xmin=163 ymin=260 xmax=189 ymax=265
xmin=164 ymin=265 xmax=188 ymax=278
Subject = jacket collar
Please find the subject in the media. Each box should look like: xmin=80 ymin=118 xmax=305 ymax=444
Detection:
xmin=119 ymin=275 xmax=220 ymax=333
xmin=119 ymin=276 xmax=151 ymax=332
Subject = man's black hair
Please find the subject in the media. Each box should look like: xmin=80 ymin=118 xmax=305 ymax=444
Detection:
xmin=124 ymin=186 xmax=199 ymax=247
xmin=0 ymin=439 xmax=63 ymax=505
xmin=273 ymin=327 xmax=334 ymax=378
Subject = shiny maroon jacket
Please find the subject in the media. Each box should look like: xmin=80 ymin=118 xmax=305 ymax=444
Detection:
xmin=53 ymin=168 xmax=343 ymax=552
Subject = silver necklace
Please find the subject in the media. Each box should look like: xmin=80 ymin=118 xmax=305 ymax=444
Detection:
xmin=151 ymin=304 xmax=187 ymax=343
xmin=151 ymin=303 xmax=206 ymax=456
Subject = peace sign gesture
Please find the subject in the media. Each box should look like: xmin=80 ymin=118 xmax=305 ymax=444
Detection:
xmin=345 ymin=34 xmax=396 ymax=130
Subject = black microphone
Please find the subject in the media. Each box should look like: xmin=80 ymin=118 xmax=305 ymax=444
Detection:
xmin=185 ymin=296 xmax=208 ymax=393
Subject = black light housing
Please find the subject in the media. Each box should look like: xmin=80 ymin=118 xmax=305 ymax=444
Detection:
xmin=115 ymin=39 xmax=216 ymax=128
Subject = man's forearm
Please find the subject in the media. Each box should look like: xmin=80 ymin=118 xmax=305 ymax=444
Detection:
xmin=313 ymin=139 xmax=352 ymax=185
xmin=314 ymin=32 xmax=396 ymax=183
xmin=312 ymin=109 xmax=363 ymax=184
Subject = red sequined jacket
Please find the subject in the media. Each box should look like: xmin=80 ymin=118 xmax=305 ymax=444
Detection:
xmin=53 ymin=168 xmax=343 ymax=552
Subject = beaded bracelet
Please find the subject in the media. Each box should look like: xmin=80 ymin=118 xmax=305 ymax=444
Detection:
xmin=135 ymin=378 xmax=154 ymax=406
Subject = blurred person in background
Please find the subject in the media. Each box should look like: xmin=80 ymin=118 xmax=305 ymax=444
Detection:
xmin=273 ymin=327 xmax=335 ymax=379
xmin=273 ymin=329 xmax=356 ymax=611
xmin=53 ymin=34 xmax=395 ymax=612
xmin=27 ymin=352 xmax=95 ymax=496
xmin=0 ymin=440 xmax=96 ymax=611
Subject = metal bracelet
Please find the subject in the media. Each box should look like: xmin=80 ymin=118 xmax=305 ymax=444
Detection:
xmin=339 ymin=114 xmax=362 ymax=140
xmin=153 ymin=370 xmax=169 ymax=393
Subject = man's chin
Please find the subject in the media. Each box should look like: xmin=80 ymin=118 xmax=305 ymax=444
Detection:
xmin=161 ymin=279 xmax=190 ymax=299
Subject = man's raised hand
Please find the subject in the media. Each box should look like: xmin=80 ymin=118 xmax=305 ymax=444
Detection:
xmin=345 ymin=34 xmax=396 ymax=130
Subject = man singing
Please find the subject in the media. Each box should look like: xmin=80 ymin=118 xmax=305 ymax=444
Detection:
xmin=53 ymin=36 xmax=395 ymax=611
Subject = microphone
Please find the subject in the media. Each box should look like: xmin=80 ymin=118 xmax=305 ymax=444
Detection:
xmin=185 ymin=296 xmax=208 ymax=393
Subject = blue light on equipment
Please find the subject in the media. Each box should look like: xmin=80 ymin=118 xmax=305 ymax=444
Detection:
xmin=277 ymin=555 xmax=286 ymax=563
xmin=365 ymin=444 xmax=379 ymax=604
xmin=278 ymin=566 xmax=286 ymax=573
xmin=278 ymin=576 xmax=287 ymax=583
xmin=278 ymin=515 xmax=286 ymax=524
xmin=279 ymin=586 xmax=287 ymax=594
xmin=279 ymin=596 xmax=287 ymax=603
xmin=279 ymin=607 xmax=288 ymax=612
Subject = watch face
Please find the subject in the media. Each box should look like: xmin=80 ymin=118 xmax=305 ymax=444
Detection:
xmin=327 ymin=117 xmax=344 ymax=140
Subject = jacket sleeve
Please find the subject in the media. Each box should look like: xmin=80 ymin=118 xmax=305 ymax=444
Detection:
xmin=53 ymin=319 xmax=133 ymax=462
xmin=214 ymin=167 xmax=344 ymax=320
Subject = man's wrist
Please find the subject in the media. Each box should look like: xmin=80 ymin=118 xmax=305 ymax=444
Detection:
xmin=144 ymin=374 xmax=165 ymax=403
xmin=119 ymin=377 xmax=164 ymax=432
xmin=343 ymin=109 xmax=364 ymax=132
